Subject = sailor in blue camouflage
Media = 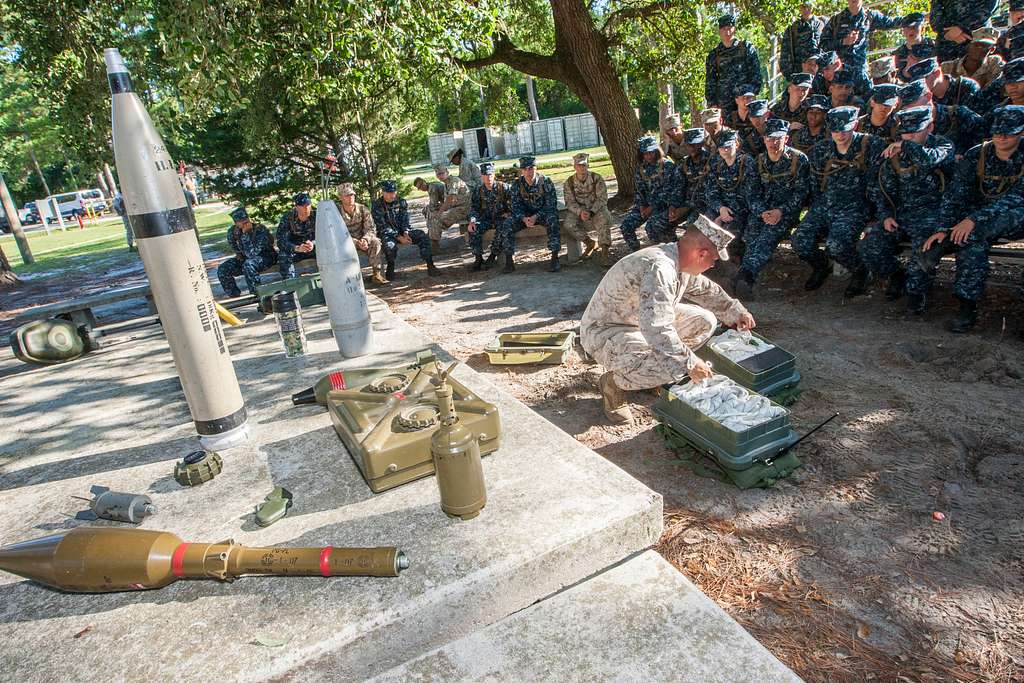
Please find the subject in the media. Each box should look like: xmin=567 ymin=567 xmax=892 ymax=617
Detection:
xmin=217 ymin=206 xmax=278 ymax=297
xmin=792 ymin=106 xmax=887 ymax=294
xmin=829 ymin=69 xmax=866 ymax=113
xmin=741 ymin=100 xmax=770 ymax=158
xmin=781 ymin=4 xmax=827 ymax=78
xmin=863 ymin=107 xmax=955 ymax=311
xmin=734 ymin=119 xmax=811 ymax=292
xmin=619 ymin=137 xmax=677 ymax=251
xmin=725 ymin=84 xmax=757 ymax=137
xmin=497 ymin=155 xmax=561 ymax=270
xmin=858 ymin=85 xmax=899 ymax=141
xmin=791 ymin=95 xmax=831 ymax=153
xmin=908 ymin=57 xmax=980 ymax=108
xmin=467 ymin=163 xmax=510 ymax=261
xmin=894 ymin=14 xmax=935 ymax=79
xmin=898 ymin=79 xmax=986 ymax=154
xmin=975 ymin=58 xmax=1024 ymax=127
xmin=930 ymin=0 xmax=1000 ymax=62
xmin=276 ymin=192 xmax=317 ymax=278
xmin=821 ymin=0 xmax=906 ymax=79
xmin=770 ymin=73 xmax=814 ymax=124
xmin=705 ymin=14 xmax=763 ymax=111
xmin=673 ymin=128 xmax=713 ymax=221
xmin=997 ymin=8 xmax=1024 ymax=61
xmin=705 ymin=128 xmax=760 ymax=258
xmin=371 ymin=180 xmax=437 ymax=277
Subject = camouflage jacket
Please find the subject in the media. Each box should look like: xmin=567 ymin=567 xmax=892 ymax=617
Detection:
xmin=780 ymin=15 xmax=826 ymax=77
xmin=469 ymin=181 xmax=511 ymax=227
xmin=939 ymin=141 xmax=1024 ymax=229
xmin=442 ymin=175 xmax=471 ymax=210
xmin=754 ymin=147 xmax=812 ymax=223
xmin=769 ymin=97 xmax=808 ymax=125
xmin=371 ymin=197 xmax=412 ymax=241
xmin=807 ymin=132 xmax=887 ymax=209
xmin=633 ymin=159 xmax=677 ymax=211
xmin=563 ymin=170 xmax=609 ymax=215
xmin=705 ymin=152 xmax=760 ymax=215
xmin=341 ymin=202 xmax=376 ymax=240
xmin=791 ymin=125 xmax=827 ymax=155
xmin=425 ymin=181 xmax=447 ymax=210
xmin=704 ymin=40 xmax=763 ymax=108
xmin=820 ymin=7 xmax=904 ymax=71
xmin=870 ymin=134 xmax=956 ymax=222
xmin=510 ymin=173 xmax=557 ymax=220
xmin=459 ymin=159 xmax=481 ymax=189
xmin=857 ymin=113 xmax=898 ymax=142
xmin=227 ymin=222 xmax=275 ymax=261
xmin=934 ymin=103 xmax=986 ymax=155
xmin=675 ymin=149 xmax=712 ymax=212
xmin=931 ymin=75 xmax=980 ymax=108
xmin=276 ymin=208 xmax=317 ymax=252
xmin=941 ymin=54 xmax=1004 ymax=89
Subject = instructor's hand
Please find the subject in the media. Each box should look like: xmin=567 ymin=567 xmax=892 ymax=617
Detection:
xmin=735 ymin=312 xmax=756 ymax=331
xmin=688 ymin=358 xmax=714 ymax=383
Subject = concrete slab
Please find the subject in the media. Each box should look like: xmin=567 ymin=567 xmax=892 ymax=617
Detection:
xmin=371 ymin=551 xmax=800 ymax=683
xmin=0 ymin=295 xmax=662 ymax=682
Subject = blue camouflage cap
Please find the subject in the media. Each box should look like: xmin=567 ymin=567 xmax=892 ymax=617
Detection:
xmin=805 ymin=94 xmax=831 ymax=110
xmin=683 ymin=128 xmax=707 ymax=144
xmin=638 ymin=135 xmax=660 ymax=153
xmin=1010 ymin=26 xmax=1024 ymax=60
xmin=718 ymin=14 xmax=736 ymax=28
xmin=480 ymin=162 xmax=495 ymax=175
xmin=896 ymin=106 xmax=933 ymax=134
xmin=1004 ymin=57 xmax=1024 ymax=83
xmin=293 ymin=192 xmax=311 ymax=206
xmin=901 ymin=12 xmax=925 ymax=27
xmin=764 ymin=118 xmax=790 ymax=138
xmin=870 ymin=84 xmax=900 ymax=106
xmin=906 ymin=57 xmax=938 ymax=81
xmin=990 ymin=105 xmax=1024 ymax=135
xmin=380 ymin=180 xmax=397 ymax=193
xmin=748 ymin=99 xmax=770 ymax=118
xmin=898 ymin=79 xmax=928 ymax=103
xmin=790 ymin=72 xmax=814 ymax=88
xmin=818 ymin=51 xmax=839 ymax=67
xmin=833 ymin=69 xmax=856 ymax=86
xmin=733 ymin=83 xmax=757 ymax=97
xmin=1011 ymin=0 xmax=1023 ymax=10
xmin=909 ymin=42 xmax=935 ymax=58
xmin=715 ymin=129 xmax=739 ymax=147
xmin=519 ymin=155 xmax=536 ymax=168
xmin=229 ymin=206 xmax=249 ymax=222
xmin=826 ymin=106 xmax=860 ymax=132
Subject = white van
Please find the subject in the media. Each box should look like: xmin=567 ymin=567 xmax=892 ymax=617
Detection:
xmin=45 ymin=189 xmax=108 ymax=221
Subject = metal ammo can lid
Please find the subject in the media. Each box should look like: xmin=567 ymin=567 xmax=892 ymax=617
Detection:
xmin=271 ymin=290 xmax=298 ymax=313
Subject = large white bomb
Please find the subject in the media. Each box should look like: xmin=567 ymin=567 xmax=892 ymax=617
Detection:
xmin=315 ymin=200 xmax=374 ymax=357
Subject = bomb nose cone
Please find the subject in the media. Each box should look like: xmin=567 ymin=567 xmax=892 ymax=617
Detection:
xmin=103 ymin=48 xmax=128 ymax=74
xmin=292 ymin=387 xmax=317 ymax=405
xmin=315 ymin=200 xmax=351 ymax=238
xmin=0 ymin=532 xmax=64 ymax=587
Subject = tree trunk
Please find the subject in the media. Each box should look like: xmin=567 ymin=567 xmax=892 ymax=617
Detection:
xmin=97 ymin=171 xmax=110 ymax=198
xmin=0 ymin=171 xmax=34 ymax=265
xmin=688 ymin=96 xmax=702 ymax=127
xmin=658 ymin=82 xmax=674 ymax=124
xmin=0 ymin=242 xmax=19 ymax=286
xmin=104 ymin=163 xmax=119 ymax=196
xmin=525 ymin=75 xmax=540 ymax=121
xmin=25 ymin=137 xmax=51 ymax=197
xmin=478 ymin=84 xmax=488 ymax=125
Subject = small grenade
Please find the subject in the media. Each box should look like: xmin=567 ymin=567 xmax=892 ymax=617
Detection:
xmin=430 ymin=367 xmax=486 ymax=520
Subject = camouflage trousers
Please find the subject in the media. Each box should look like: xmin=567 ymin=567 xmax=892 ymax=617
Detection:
xmin=953 ymin=213 xmax=1024 ymax=301
xmin=425 ymin=203 xmax=471 ymax=241
xmin=217 ymin=253 xmax=277 ymax=296
xmin=352 ymin=233 xmax=383 ymax=269
xmin=278 ymin=247 xmax=316 ymax=279
xmin=741 ymin=214 xmax=798 ymax=279
xmin=791 ymin=203 xmax=866 ymax=271
xmin=495 ymin=213 xmax=560 ymax=255
xmin=467 ymin=220 xmax=499 ymax=256
xmin=587 ymin=304 xmax=718 ymax=391
xmin=562 ymin=208 xmax=613 ymax=247
xmin=861 ymin=213 xmax=937 ymax=295
xmin=619 ymin=207 xmax=675 ymax=250
xmin=382 ymin=229 xmax=432 ymax=264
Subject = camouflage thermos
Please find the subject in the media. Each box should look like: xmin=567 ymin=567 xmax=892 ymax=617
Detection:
xmin=272 ymin=291 xmax=307 ymax=357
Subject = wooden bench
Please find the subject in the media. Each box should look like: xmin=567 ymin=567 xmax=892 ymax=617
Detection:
xmin=13 ymin=284 xmax=157 ymax=333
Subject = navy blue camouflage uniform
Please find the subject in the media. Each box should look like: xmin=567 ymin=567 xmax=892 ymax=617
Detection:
xmin=276 ymin=208 xmax=318 ymax=278
xmin=217 ymin=222 xmax=278 ymax=296
xmin=675 ymin=149 xmax=712 ymax=221
xmin=498 ymin=173 xmax=559 ymax=255
xmin=938 ymin=141 xmax=1024 ymax=300
xmin=933 ymin=75 xmax=980 ymax=107
xmin=705 ymin=41 xmax=763 ymax=110
xmin=370 ymin=196 xmax=432 ymax=264
xmin=894 ymin=38 xmax=936 ymax=77
xmin=863 ymin=134 xmax=956 ymax=294
xmin=792 ymin=131 xmax=886 ymax=272
xmin=821 ymin=7 xmax=905 ymax=78
xmin=930 ymin=0 xmax=999 ymax=61
xmin=933 ymin=103 xmax=986 ymax=154
xmin=705 ymin=150 xmax=760 ymax=254
xmin=620 ymin=158 xmax=677 ymax=250
xmin=742 ymin=146 xmax=811 ymax=280
xmin=468 ymin=181 xmax=510 ymax=257
xmin=780 ymin=15 xmax=826 ymax=77
xmin=858 ymin=112 xmax=898 ymax=141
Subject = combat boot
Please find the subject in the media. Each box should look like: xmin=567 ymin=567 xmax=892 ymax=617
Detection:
xmin=599 ymin=371 xmax=633 ymax=424
xmin=503 ymin=254 xmax=516 ymax=273
xmin=948 ymin=298 xmax=977 ymax=334
xmin=482 ymin=252 xmax=498 ymax=270
xmin=470 ymin=255 xmax=485 ymax=272
xmin=371 ymin=266 xmax=389 ymax=285
xmin=626 ymin=240 xmax=642 ymax=253
xmin=917 ymin=237 xmax=956 ymax=274
xmin=385 ymin=259 xmax=396 ymax=281
xmin=804 ymin=255 xmax=833 ymax=291
xmin=845 ymin=265 xmax=869 ymax=297
xmin=598 ymin=246 xmax=611 ymax=267
xmin=426 ymin=258 xmax=441 ymax=277
xmin=582 ymin=237 xmax=598 ymax=260
xmin=906 ymin=292 xmax=926 ymax=315
xmin=732 ymin=268 xmax=756 ymax=299
xmin=885 ymin=267 xmax=906 ymax=301
xmin=548 ymin=251 xmax=562 ymax=272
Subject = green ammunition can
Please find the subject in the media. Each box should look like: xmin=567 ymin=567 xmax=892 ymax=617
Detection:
xmin=272 ymin=291 xmax=307 ymax=357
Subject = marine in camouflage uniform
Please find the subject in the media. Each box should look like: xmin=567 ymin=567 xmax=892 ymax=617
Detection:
xmin=862 ymin=107 xmax=955 ymax=312
xmin=217 ymin=206 xmax=278 ymax=297
xmin=941 ymin=27 xmax=1004 ymax=89
xmin=929 ymin=0 xmax=1000 ymax=62
xmin=705 ymin=128 xmax=761 ymax=258
xmin=704 ymin=14 xmax=763 ymax=111
xmin=581 ymin=217 xmax=751 ymax=423
xmin=371 ymin=180 xmax=438 ymax=279
xmin=337 ymin=183 xmax=386 ymax=284
xmin=497 ymin=155 xmax=561 ymax=272
xmin=662 ymin=113 xmax=687 ymax=163
xmin=791 ymin=95 xmax=831 ymax=153
xmin=563 ymin=152 xmax=613 ymax=265
xmin=467 ymin=162 xmax=511 ymax=270
xmin=448 ymin=148 xmax=481 ymax=191
xmin=792 ymin=106 xmax=886 ymax=295
xmin=276 ymin=192 xmax=317 ymax=279
xmin=424 ymin=165 xmax=471 ymax=248
xmin=620 ymin=137 xmax=678 ymax=251
xmin=770 ymin=73 xmax=814 ymax=124
xmin=673 ymin=128 xmax=713 ymax=222
xmin=919 ymin=106 xmax=1024 ymax=331
xmin=780 ymin=5 xmax=826 ymax=78
xmin=734 ymin=119 xmax=811 ymax=295
xmin=858 ymin=84 xmax=900 ymax=141
xmin=820 ymin=0 xmax=906 ymax=79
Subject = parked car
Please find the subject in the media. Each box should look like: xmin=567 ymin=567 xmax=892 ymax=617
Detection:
xmin=20 ymin=202 xmax=39 ymax=225
xmin=44 ymin=188 xmax=107 ymax=222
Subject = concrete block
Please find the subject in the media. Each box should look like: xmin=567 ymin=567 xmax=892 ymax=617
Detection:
xmin=0 ymin=295 xmax=662 ymax=681
xmin=372 ymin=551 xmax=801 ymax=683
